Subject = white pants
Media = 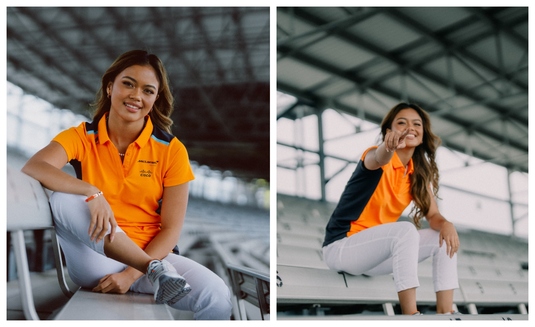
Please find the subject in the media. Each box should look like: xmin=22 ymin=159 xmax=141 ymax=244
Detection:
xmin=50 ymin=192 xmax=232 ymax=320
xmin=323 ymin=221 xmax=458 ymax=293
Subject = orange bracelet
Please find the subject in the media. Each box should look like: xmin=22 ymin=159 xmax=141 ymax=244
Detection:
xmin=85 ymin=191 xmax=103 ymax=202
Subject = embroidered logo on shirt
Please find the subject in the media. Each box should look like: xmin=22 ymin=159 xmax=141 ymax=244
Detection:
xmin=140 ymin=170 xmax=153 ymax=177
xmin=138 ymin=159 xmax=159 ymax=165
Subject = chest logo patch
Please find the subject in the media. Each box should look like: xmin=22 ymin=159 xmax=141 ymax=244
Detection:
xmin=138 ymin=159 xmax=159 ymax=165
xmin=140 ymin=169 xmax=153 ymax=177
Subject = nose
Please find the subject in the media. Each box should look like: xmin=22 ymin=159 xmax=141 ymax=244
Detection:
xmin=129 ymin=87 xmax=142 ymax=100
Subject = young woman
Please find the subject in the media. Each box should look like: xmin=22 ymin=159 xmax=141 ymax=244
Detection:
xmin=22 ymin=50 xmax=232 ymax=319
xmin=322 ymin=103 xmax=460 ymax=315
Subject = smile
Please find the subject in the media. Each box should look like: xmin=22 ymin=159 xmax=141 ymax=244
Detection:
xmin=125 ymin=103 xmax=141 ymax=111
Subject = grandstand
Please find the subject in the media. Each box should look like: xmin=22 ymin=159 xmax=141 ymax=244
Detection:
xmin=6 ymin=145 xmax=270 ymax=320
xmin=6 ymin=7 xmax=269 ymax=320
xmin=276 ymin=7 xmax=528 ymax=320
xmin=276 ymin=194 xmax=528 ymax=319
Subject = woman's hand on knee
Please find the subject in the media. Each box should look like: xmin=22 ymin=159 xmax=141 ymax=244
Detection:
xmin=87 ymin=196 xmax=117 ymax=243
xmin=439 ymin=221 xmax=460 ymax=258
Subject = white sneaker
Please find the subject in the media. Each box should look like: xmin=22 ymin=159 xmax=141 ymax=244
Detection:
xmin=146 ymin=260 xmax=191 ymax=305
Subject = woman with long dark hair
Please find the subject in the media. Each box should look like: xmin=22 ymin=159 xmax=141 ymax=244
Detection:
xmin=322 ymin=103 xmax=460 ymax=315
xmin=22 ymin=50 xmax=232 ymax=319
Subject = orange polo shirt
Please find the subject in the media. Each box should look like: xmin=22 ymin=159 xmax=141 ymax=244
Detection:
xmin=53 ymin=114 xmax=194 ymax=249
xmin=323 ymin=146 xmax=414 ymax=247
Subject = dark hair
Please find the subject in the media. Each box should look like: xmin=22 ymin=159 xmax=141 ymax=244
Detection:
xmin=91 ymin=50 xmax=174 ymax=133
xmin=380 ymin=103 xmax=442 ymax=228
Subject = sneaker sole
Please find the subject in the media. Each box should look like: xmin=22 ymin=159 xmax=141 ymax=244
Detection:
xmin=166 ymin=284 xmax=192 ymax=306
xmin=154 ymin=274 xmax=188 ymax=304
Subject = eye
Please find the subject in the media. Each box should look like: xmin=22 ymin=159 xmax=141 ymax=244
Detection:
xmin=123 ymin=81 xmax=134 ymax=88
xmin=144 ymin=89 xmax=155 ymax=95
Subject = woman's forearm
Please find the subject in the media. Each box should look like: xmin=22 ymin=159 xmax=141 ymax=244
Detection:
xmin=427 ymin=212 xmax=451 ymax=232
xmin=143 ymin=227 xmax=182 ymax=261
xmin=118 ymin=228 xmax=181 ymax=282
xmin=22 ymin=158 xmax=98 ymax=197
xmin=21 ymin=142 xmax=99 ymax=197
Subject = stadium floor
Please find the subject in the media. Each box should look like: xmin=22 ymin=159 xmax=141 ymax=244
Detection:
xmin=277 ymin=313 xmax=528 ymax=320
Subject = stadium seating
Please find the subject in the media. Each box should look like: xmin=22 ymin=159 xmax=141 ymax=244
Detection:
xmin=276 ymin=193 xmax=528 ymax=318
xmin=7 ymin=165 xmax=270 ymax=320
xmin=226 ymin=264 xmax=270 ymax=320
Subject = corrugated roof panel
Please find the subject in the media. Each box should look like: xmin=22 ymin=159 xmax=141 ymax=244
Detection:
xmin=398 ymin=7 xmax=472 ymax=32
xmin=355 ymin=60 xmax=399 ymax=82
xmin=278 ymin=58 xmax=334 ymax=91
xmin=314 ymin=79 xmax=355 ymax=99
xmin=347 ymin=13 xmax=421 ymax=52
xmin=305 ymin=37 xmax=376 ymax=70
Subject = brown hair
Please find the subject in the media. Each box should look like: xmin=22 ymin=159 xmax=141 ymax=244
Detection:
xmin=380 ymin=103 xmax=441 ymax=228
xmin=91 ymin=50 xmax=174 ymax=133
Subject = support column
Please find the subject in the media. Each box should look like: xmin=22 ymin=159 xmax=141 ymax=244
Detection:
xmin=506 ymin=168 xmax=515 ymax=236
xmin=316 ymin=107 xmax=326 ymax=202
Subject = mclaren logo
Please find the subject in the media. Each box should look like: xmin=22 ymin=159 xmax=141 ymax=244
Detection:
xmin=138 ymin=159 xmax=159 ymax=165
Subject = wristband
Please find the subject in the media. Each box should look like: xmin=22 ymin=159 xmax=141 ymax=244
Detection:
xmin=85 ymin=191 xmax=103 ymax=202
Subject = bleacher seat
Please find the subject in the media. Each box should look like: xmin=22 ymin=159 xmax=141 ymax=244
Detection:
xmin=276 ymin=193 xmax=529 ymax=318
xmin=277 ymin=244 xmax=327 ymax=270
xmin=7 ymin=165 xmax=271 ymax=320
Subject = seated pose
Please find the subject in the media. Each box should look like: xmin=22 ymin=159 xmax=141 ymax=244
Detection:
xmin=22 ymin=50 xmax=232 ymax=320
xmin=322 ymin=103 xmax=460 ymax=315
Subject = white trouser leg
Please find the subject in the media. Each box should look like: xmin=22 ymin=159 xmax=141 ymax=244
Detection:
xmin=323 ymin=222 xmax=458 ymax=293
xmin=131 ymin=253 xmax=233 ymax=320
xmin=50 ymin=192 xmax=232 ymax=319
xmin=417 ymin=228 xmax=459 ymax=292
xmin=49 ymin=192 xmax=126 ymax=287
xmin=323 ymin=222 xmax=420 ymax=292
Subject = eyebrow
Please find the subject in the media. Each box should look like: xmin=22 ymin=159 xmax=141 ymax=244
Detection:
xmin=396 ymin=117 xmax=422 ymax=122
xmin=122 ymin=75 xmax=158 ymax=90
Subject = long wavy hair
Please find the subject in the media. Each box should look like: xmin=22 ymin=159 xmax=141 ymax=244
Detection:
xmin=91 ymin=50 xmax=174 ymax=133
xmin=380 ymin=103 xmax=441 ymax=228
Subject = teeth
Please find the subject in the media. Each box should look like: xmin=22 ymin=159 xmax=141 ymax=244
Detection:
xmin=126 ymin=104 xmax=140 ymax=110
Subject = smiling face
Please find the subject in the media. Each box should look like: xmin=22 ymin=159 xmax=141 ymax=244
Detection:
xmin=389 ymin=108 xmax=424 ymax=148
xmin=107 ymin=64 xmax=160 ymax=124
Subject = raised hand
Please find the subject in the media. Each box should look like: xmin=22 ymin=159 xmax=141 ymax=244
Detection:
xmin=384 ymin=129 xmax=409 ymax=152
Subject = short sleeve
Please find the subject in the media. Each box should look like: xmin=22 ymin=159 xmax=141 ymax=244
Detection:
xmin=358 ymin=145 xmax=379 ymax=171
xmin=51 ymin=124 xmax=87 ymax=162
xmin=162 ymin=138 xmax=195 ymax=187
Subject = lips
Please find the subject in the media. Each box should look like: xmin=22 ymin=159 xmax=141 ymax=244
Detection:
xmin=125 ymin=103 xmax=141 ymax=112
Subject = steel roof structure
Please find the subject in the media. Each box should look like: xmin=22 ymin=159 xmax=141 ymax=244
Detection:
xmin=7 ymin=7 xmax=270 ymax=181
xmin=277 ymin=7 xmax=528 ymax=175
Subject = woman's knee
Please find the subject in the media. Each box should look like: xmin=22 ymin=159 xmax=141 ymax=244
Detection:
xmin=50 ymin=192 xmax=88 ymax=222
xmin=50 ymin=191 xmax=85 ymax=206
xmin=193 ymin=275 xmax=232 ymax=319
xmin=396 ymin=221 xmax=419 ymax=239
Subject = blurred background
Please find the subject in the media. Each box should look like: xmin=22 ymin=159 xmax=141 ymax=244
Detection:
xmin=6 ymin=6 xmax=270 ymax=320
xmin=276 ymin=7 xmax=528 ymax=318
